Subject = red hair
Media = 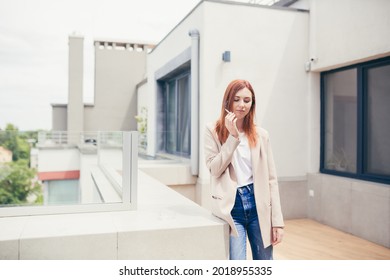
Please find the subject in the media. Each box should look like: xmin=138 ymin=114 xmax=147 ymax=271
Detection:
xmin=215 ymin=79 xmax=258 ymax=147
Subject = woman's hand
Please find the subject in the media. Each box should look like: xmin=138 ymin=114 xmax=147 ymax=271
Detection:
xmin=225 ymin=109 xmax=239 ymax=138
xmin=272 ymin=227 xmax=284 ymax=246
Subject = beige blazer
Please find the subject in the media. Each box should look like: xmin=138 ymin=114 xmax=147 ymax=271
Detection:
xmin=204 ymin=123 xmax=284 ymax=248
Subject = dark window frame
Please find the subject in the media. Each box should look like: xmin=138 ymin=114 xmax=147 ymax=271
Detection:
xmin=159 ymin=71 xmax=191 ymax=158
xmin=320 ymin=56 xmax=390 ymax=185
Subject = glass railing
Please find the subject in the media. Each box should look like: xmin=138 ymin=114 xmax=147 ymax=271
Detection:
xmin=0 ymin=130 xmax=137 ymax=216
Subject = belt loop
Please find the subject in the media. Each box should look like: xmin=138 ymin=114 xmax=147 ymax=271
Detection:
xmin=237 ymin=183 xmax=254 ymax=195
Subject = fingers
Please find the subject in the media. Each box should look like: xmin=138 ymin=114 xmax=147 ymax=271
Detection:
xmin=224 ymin=110 xmax=238 ymax=138
xmin=272 ymin=227 xmax=284 ymax=246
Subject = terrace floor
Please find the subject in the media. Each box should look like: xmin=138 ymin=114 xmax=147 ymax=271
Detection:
xmin=274 ymin=219 xmax=390 ymax=260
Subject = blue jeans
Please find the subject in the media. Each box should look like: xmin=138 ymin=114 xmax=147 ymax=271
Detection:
xmin=229 ymin=184 xmax=273 ymax=260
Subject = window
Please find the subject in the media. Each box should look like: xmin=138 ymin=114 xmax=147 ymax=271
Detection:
xmin=45 ymin=179 xmax=80 ymax=205
xmin=321 ymin=57 xmax=390 ymax=184
xmin=160 ymin=72 xmax=191 ymax=157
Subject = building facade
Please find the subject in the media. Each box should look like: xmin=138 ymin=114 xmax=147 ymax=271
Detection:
xmin=138 ymin=0 xmax=390 ymax=248
xmin=52 ymin=36 xmax=153 ymax=134
xmin=49 ymin=0 xmax=390 ymax=248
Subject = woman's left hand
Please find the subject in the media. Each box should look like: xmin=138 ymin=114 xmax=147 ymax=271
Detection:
xmin=272 ymin=227 xmax=284 ymax=246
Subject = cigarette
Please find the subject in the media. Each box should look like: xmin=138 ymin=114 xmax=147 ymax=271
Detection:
xmin=225 ymin=108 xmax=230 ymax=113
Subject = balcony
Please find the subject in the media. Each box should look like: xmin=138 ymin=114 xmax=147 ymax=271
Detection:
xmin=0 ymin=130 xmax=227 ymax=259
xmin=1 ymin=130 xmax=389 ymax=260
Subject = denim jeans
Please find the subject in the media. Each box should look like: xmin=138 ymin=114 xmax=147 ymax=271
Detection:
xmin=229 ymin=184 xmax=273 ymax=260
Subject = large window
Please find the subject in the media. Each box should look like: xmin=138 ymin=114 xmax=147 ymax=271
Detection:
xmin=160 ymin=72 xmax=191 ymax=157
xmin=321 ymin=57 xmax=390 ymax=184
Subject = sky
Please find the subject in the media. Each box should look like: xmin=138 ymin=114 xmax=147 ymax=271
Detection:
xmin=0 ymin=0 xmax=201 ymax=131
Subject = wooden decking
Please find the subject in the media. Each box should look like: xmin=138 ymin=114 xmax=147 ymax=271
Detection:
xmin=273 ymin=219 xmax=390 ymax=260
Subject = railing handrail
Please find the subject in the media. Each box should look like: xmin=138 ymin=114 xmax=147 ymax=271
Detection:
xmin=37 ymin=131 xmax=123 ymax=146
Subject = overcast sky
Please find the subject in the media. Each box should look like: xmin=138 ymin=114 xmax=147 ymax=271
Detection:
xmin=0 ymin=0 xmax=201 ymax=131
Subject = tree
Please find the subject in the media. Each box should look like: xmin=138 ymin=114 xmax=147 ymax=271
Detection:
xmin=0 ymin=160 xmax=42 ymax=205
xmin=0 ymin=124 xmax=42 ymax=205
xmin=0 ymin=123 xmax=31 ymax=162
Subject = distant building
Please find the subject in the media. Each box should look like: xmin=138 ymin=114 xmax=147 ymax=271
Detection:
xmin=0 ymin=146 xmax=12 ymax=163
xmin=30 ymin=148 xmax=38 ymax=169
xmin=51 ymin=36 xmax=154 ymax=137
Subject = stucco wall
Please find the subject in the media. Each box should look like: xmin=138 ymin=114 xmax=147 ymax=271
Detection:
xmin=38 ymin=149 xmax=80 ymax=172
xmin=310 ymin=0 xmax=390 ymax=71
xmin=146 ymin=3 xmax=204 ymax=157
xmin=308 ymin=173 xmax=390 ymax=248
xmin=51 ymin=105 xmax=67 ymax=131
xmin=199 ymin=2 xmax=309 ymax=181
xmin=147 ymin=1 xmax=309 ymax=180
xmin=67 ymin=36 xmax=84 ymax=134
xmin=84 ymin=43 xmax=147 ymax=131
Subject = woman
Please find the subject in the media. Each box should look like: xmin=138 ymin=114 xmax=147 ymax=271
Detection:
xmin=204 ymin=79 xmax=284 ymax=260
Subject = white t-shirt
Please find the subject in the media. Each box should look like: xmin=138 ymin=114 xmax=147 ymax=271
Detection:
xmin=232 ymin=132 xmax=253 ymax=188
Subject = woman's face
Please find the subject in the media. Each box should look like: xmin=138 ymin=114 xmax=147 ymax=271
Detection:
xmin=231 ymin=87 xmax=253 ymax=120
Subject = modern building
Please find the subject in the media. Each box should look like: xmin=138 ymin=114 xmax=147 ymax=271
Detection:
xmin=1 ymin=0 xmax=388 ymax=260
xmin=51 ymin=0 xmax=389 ymax=248
xmin=139 ymin=0 xmax=390 ymax=248
xmin=52 ymin=36 xmax=154 ymax=134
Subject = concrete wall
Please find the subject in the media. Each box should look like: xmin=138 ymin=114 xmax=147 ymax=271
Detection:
xmin=199 ymin=1 xmax=309 ymax=180
xmin=305 ymin=0 xmax=390 ymax=247
xmin=146 ymin=3 xmax=204 ymax=157
xmin=0 ymin=171 xmax=228 ymax=260
xmin=142 ymin=0 xmax=390 ymax=247
xmin=51 ymin=105 xmax=67 ymax=131
xmin=308 ymin=173 xmax=390 ymax=248
xmin=38 ymin=149 xmax=80 ymax=172
xmin=309 ymin=0 xmax=390 ymax=72
xmin=53 ymin=38 xmax=148 ymax=132
xmin=67 ymin=36 xmax=84 ymax=135
xmin=145 ymin=1 xmax=309 ymax=206
xmin=139 ymin=161 xmax=197 ymax=202
xmin=198 ymin=2 xmax=309 ymax=207
xmin=84 ymin=41 xmax=147 ymax=132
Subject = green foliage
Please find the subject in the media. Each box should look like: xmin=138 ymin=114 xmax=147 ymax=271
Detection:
xmin=134 ymin=107 xmax=148 ymax=134
xmin=0 ymin=124 xmax=42 ymax=205
xmin=135 ymin=107 xmax=148 ymax=152
xmin=0 ymin=123 xmax=33 ymax=162
xmin=0 ymin=160 xmax=42 ymax=205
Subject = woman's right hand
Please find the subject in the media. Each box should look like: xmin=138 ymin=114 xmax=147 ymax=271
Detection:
xmin=225 ymin=110 xmax=239 ymax=138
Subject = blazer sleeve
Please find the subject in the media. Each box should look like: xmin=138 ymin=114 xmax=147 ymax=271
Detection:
xmin=266 ymin=135 xmax=285 ymax=228
xmin=204 ymin=125 xmax=240 ymax=178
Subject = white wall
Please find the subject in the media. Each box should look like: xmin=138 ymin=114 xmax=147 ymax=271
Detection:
xmin=307 ymin=0 xmax=390 ymax=171
xmin=146 ymin=2 xmax=204 ymax=156
xmin=144 ymin=1 xmax=309 ymax=207
xmin=51 ymin=105 xmax=67 ymax=131
xmin=38 ymin=149 xmax=80 ymax=172
xmin=147 ymin=1 xmax=309 ymax=179
xmin=310 ymin=0 xmax=390 ymax=71
xmin=199 ymin=2 xmax=309 ymax=181
xmin=67 ymin=36 xmax=84 ymax=134
xmin=84 ymin=42 xmax=147 ymax=132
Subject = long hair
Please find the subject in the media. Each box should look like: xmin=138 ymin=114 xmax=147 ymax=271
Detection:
xmin=215 ymin=79 xmax=258 ymax=147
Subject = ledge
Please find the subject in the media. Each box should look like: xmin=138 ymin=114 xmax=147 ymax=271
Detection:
xmin=0 ymin=171 xmax=228 ymax=259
